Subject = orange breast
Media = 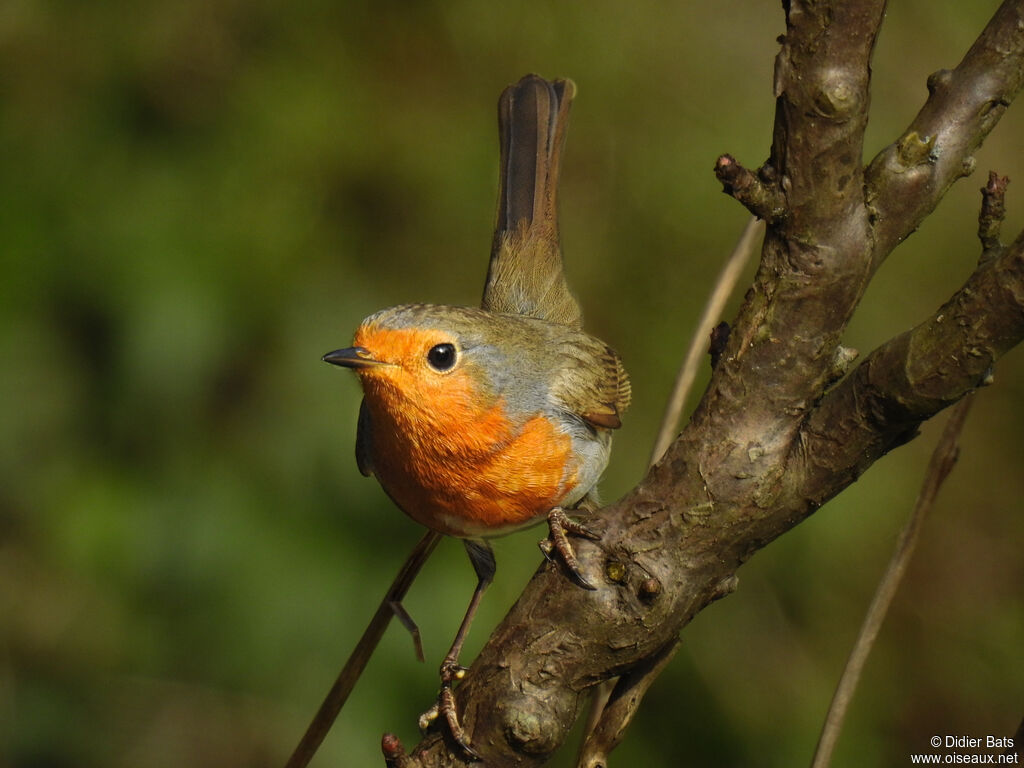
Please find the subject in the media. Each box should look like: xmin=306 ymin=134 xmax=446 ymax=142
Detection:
xmin=364 ymin=385 xmax=578 ymax=538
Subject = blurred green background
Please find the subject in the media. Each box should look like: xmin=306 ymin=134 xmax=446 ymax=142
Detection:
xmin=1 ymin=1 xmax=1022 ymax=766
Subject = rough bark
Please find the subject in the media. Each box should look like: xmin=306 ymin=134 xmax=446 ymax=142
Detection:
xmin=396 ymin=1 xmax=1024 ymax=764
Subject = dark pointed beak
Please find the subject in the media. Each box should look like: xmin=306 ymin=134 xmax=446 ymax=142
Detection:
xmin=322 ymin=346 xmax=390 ymax=369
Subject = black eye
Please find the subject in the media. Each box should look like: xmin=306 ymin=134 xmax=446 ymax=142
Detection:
xmin=426 ymin=343 xmax=457 ymax=372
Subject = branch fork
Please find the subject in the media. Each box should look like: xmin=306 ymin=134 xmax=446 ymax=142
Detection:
xmin=395 ymin=3 xmax=1024 ymax=764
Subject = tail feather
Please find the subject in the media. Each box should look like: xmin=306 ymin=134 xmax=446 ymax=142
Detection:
xmin=483 ymin=75 xmax=582 ymax=328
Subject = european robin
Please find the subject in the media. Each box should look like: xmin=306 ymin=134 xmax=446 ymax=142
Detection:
xmin=323 ymin=74 xmax=630 ymax=757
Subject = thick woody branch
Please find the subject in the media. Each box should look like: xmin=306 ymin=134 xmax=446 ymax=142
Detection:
xmin=396 ymin=5 xmax=1024 ymax=766
xmin=794 ymin=225 xmax=1024 ymax=505
xmin=699 ymin=0 xmax=885 ymax=478
xmin=866 ymin=0 xmax=1024 ymax=266
xmin=403 ymin=227 xmax=1024 ymax=768
xmin=405 ymin=449 xmax=749 ymax=767
xmin=768 ymin=0 xmax=884 ymax=229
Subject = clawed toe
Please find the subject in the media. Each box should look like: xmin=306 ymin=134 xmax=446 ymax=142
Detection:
xmin=439 ymin=687 xmax=480 ymax=759
xmin=418 ymin=680 xmax=480 ymax=760
xmin=539 ymin=507 xmax=600 ymax=590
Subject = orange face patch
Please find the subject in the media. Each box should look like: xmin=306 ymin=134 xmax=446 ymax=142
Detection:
xmin=354 ymin=325 xmax=447 ymax=370
xmin=353 ymin=325 xmax=492 ymax=438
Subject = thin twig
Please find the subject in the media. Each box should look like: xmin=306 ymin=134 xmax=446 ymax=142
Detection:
xmin=978 ymin=170 xmax=1010 ymax=258
xmin=284 ymin=530 xmax=443 ymax=768
xmin=576 ymin=679 xmax=615 ymax=767
xmin=866 ymin=0 xmax=1024 ymax=269
xmin=574 ymin=217 xmax=759 ymax=766
xmin=810 ymin=396 xmax=975 ymax=768
xmin=649 ymin=215 xmax=762 ymax=466
xmin=577 ymin=639 xmax=682 ymax=768
xmin=574 ymin=216 xmax=760 ymax=767
xmin=714 ymin=155 xmax=786 ymax=222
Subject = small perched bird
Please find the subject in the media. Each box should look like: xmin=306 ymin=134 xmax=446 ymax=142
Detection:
xmin=324 ymin=74 xmax=629 ymax=757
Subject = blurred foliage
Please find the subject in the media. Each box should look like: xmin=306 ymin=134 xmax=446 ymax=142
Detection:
xmin=1 ymin=1 xmax=1022 ymax=766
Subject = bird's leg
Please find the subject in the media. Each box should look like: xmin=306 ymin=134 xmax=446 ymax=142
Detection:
xmin=418 ymin=539 xmax=495 ymax=760
xmin=539 ymin=506 xmax=601 ymax=590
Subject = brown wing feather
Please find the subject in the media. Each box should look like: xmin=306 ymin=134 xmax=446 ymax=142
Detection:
xmin=551 ymin=334 xmax=631 ymax=431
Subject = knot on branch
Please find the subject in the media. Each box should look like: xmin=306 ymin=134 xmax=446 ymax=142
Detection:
xmin=502 ymin=692 xmax=566 ymax=756
xmin=714 ymin=154 xmax=786 ymax=222
xmin=864 ymin=131 xmax=940 ymax=224
xmin=825 ymin=345 xmax=860 ymax=387
xmin=960 ymin=155 xmax=978 ymax=180
xmin=812 ymin=69 xmax=861 ymax=119
xmin=638 ymin=576 xmax=663 ymax=602
xmin=926 ymin=68 xmax=954 ymax=95
xmin=896 ymin=131 xmax=937 ymax=168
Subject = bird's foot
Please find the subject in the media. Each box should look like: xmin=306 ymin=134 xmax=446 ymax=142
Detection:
xmin=539 ymin=506 xmax=601 ymax=590
xmin=418 ymin=656 xmax=480 ymax=760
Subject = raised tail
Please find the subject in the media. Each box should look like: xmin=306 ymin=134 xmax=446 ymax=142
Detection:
xmin=481 ymin=74 xmax=582 ymax=328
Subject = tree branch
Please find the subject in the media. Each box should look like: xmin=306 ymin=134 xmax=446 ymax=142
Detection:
xmin=396 ymin=3 xmax=1024 ymax=764
xmin=866 ymin=0 xmax=1024 ymax=266
xmin=710 ymin=0 xmax=884 ymax=439
xmin=795 ymin=225 xmax=1024 ymax=504
xmin=713 ymin=156 xmax=785 ymax=222
xmin=577 ymin=638 xmax=682 ymax=768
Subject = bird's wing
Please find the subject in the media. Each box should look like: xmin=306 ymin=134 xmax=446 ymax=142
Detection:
xmin=550 ymin=334 xmax=631 ymax=431
xmin=355 ymin=397 xmax=374 ymax=477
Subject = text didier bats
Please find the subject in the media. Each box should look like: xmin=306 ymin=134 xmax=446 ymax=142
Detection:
xmin=944 ymin=736 xmax=1014 ymax=748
